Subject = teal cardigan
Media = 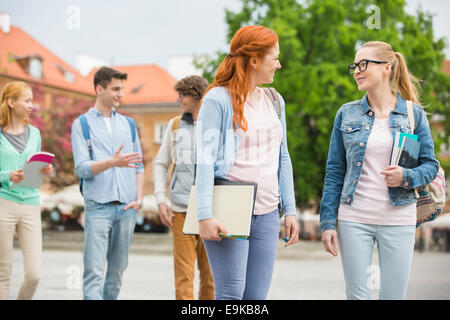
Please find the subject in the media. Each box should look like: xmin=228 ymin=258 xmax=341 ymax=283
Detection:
xmin=0 ymin=125 xmax=41 ymax=205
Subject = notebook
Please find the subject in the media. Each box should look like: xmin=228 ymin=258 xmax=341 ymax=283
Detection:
xmin=390 ymin=131 xmax=418 ymax=166
xmin=10 ymin=152 xmax=54 ymax=190
xmin=183 ymin=179 xmax=258 ymax=239
xmin=397 ymin=136 xmax=420 ymax=168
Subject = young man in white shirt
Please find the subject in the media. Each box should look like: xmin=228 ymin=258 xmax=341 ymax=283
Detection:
xmin=153 ymin=75 xmax=213 ymax=300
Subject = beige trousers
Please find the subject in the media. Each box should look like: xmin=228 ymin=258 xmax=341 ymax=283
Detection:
xmin=0 ymin=198 xmax=42 ymax=300
xmin=172 ymin=211 xmax=214 ymax=300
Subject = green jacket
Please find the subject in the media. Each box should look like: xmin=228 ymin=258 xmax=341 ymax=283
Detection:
xmin=0 ymin=125 xmax=41 ymax=205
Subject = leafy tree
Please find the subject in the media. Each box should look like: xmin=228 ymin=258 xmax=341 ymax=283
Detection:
xmin=30 ymin=85 xmax=92 ymax=189
xmin=196 ymin=0 xmax=450 ymax=211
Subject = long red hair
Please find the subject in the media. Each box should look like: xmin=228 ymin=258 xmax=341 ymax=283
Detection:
xmin=204 ymin=25 xmax=278 ymax=131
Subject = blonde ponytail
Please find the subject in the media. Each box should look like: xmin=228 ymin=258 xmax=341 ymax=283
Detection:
xmin=392 ymin=51 xmax=421 ymax=104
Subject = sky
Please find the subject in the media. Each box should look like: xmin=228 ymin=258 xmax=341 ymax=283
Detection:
xmin=1 ymin=0 xmax=449 ymax=74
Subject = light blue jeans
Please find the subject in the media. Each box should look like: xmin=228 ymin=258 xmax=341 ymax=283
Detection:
xmin=337 ymin=220 xmax=416 ymax=300
xmin=203 ymin=210 xmax=280 ymax=300
xmin=83 ymin=200 xmax=137 ymax=300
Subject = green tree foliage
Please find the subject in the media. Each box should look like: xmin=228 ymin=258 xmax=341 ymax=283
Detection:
xmin=195 ymin=0 xmax=450 ymax=211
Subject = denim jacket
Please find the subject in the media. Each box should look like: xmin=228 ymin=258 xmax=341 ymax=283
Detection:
xmin=319 ymin=93 xmax=439 ymax=231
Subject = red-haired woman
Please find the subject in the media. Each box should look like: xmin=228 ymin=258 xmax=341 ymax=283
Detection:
xmin=195 ymin=25 xmax=299 ymax=300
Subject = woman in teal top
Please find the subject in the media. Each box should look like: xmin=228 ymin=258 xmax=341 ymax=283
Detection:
xmin=0 ymin=81 xmax=52 ymax=300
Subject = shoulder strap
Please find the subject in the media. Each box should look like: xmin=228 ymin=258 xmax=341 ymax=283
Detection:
xmin=125 ymin=116 xmax=136 ymax=143
xmin=79 ymin=114 xmax=137 ymax=156
xmin=78 ymin=114 xmax=93 ymax=159
xmin=406 ymin=100 xmax=415 ymax=134
xmin=167 ymin=115 xmax=182 ymax=182
xmin=264 ymin=87 xmax=281 ymax=120
xmin=171 ymin=115 xmax=182 ymax=133
xmin=77 ymin=114 xmax=91 ymax=194
xmin=78 ymin=114 xmax=90 ymax=140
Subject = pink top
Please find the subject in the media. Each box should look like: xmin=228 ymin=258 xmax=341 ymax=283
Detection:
xmin=338 ymin=118 xmax=416 ymax=225
xmin=226 ymin=87 xmax=283 ymax=215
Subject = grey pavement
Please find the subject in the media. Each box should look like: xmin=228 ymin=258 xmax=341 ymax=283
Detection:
xmin=8 ymin=231 xmax=450 ymax=300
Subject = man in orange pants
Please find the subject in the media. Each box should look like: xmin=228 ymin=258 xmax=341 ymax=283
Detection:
xmin=153 ymin=75 xmax=214 ymax=300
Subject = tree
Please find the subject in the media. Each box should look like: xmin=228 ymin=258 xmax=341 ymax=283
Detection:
xmin=196 ymin=0 xmax=450 ymax=211
xmin=30 ymin=86 xmax=92 ymax=189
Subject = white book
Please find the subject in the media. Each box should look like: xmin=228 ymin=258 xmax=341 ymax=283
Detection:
xmin=11 ymin=152 xmax=54 ymax=190
xmin=183 ymin=179 xmax=257 ymax=238
xmin=390 ymin=131 xmax=401 ymax=166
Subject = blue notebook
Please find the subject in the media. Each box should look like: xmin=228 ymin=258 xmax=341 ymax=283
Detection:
xmin=390 ymin=131 xmax=418 ymax=166
xmin=397 ymin=136 xmax=420 ymax=168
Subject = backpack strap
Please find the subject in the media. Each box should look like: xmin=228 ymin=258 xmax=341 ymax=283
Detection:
xmin=77 ymin=113 xmax=137 ymax=194
xmin=263 ymin=87 xmax=284 ymax=216
xmin=406 ymin=100 xmax=415 ymax=134
xmin=168 ymin=115 xmax=182 ymax=182
xmin=264 ymin=87 xmax=281 ymax=120
xmin=79 ymin=113 xmax=137 ymax=157
xmin=78 ymin=114 xmax=93 ymax=159
xmin=125 ymin=116 xmax=137 ymax=144
xmin=171 ymin=115 xmax=182 ymax=133
xmin=77 ymin=114 xmax=91 ymax=195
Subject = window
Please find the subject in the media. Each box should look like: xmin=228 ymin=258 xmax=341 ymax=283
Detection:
xmin=14 ymin=55 xmax=43 ymax=79
xmin=56 ymin=64 xmax=75 ymax=82
xmin=154 ymin=122 xmax=168 ymax=144
xmin=29 ymin=57 xmax=43 ymax=79
xmin=64 ymin=71 xmax=75 ymax=82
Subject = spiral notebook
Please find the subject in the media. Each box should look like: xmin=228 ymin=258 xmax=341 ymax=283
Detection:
xmin=183 ymin=179 xmax=258 ymax=239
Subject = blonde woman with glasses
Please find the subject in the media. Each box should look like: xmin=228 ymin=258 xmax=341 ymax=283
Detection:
xmin=320 ymin=42 xmax=439 ymax=300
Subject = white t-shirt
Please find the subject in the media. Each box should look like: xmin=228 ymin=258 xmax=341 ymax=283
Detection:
xmin=338 ymin=117 xmax=416 ymax=226
xmin=103 ymin=117 xmax=112 ymax=134
xmin=226 ymin=87 xmax=283 ymax=215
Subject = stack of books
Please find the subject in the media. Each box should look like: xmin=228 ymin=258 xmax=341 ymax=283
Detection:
xmin=390 ymin=132 xmax=420 ymax=168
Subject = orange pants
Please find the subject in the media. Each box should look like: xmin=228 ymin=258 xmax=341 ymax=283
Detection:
xmin=172 ymin=212 xmax=214 ymax=300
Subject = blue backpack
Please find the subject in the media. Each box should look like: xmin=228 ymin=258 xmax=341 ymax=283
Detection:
xmin=77 ymin=113 xmax=136 ymax=195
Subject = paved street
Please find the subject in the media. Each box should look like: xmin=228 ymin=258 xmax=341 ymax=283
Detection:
xmin=8 ymin=231 xmax=450 ymax=300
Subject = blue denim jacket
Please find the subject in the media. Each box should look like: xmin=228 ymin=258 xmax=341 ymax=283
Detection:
xmin=319 ymin=94 xmax=439 ymax=231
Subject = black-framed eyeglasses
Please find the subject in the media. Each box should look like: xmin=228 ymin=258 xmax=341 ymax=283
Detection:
xmin=348 ymin=59 xmax=387 ymax=75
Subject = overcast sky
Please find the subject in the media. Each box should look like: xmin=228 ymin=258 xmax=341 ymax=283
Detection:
xmin=1 ymin=0 xmax=449 ymax=72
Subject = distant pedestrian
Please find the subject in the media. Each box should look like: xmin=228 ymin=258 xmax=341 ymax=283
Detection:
xmin=196 ymin=25 xmax=299 ymax=300
xmin=319 ymin=41 xmax=439 ymax=299
xmin=71 ymin=67 xmax=144 ymax=300
xmin=153 ymin=75 xmax=214 ymax=300
xmin=0 ymin=81 xmax=53 ymax=299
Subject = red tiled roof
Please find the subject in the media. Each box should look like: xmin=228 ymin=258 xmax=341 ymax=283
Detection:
xmin=443 ymin=60 xmax=450 ymax=75
xmin=88 ymin=65 xmax=177 ymax=105
xmin=0 ymin=26 xmax=94 ymax=95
